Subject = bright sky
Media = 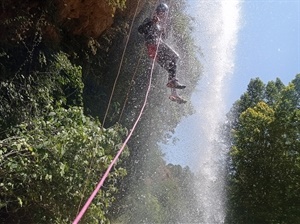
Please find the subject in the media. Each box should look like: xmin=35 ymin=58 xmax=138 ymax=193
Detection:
xmin=162 ymin=0 xmax=300 ymax=169
xmin=228 ymin=0 xmax=300 ymax=105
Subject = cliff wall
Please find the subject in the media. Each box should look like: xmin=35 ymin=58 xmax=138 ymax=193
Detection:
xmin=0 ymin=0 xmax=152 ymax=44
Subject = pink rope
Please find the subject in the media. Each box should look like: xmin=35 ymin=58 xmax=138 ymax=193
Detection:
xmin=72 ymin=50 xmax=158 ymax=224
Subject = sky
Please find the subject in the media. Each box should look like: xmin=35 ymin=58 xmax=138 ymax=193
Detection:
xmin=227 ymin=0 xmax=300 ymax=106
xmin=162 ymin=0 xmax=300 ymax=169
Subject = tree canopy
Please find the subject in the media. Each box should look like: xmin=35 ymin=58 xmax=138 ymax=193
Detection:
xmin=226 ymin=74 xmax=300 ymax=224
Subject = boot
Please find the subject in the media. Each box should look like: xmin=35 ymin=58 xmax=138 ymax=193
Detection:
xmin=169 ymin=95 xmax=187 ymax=104
xmin=166 ymin=78 xmax=186 ymax=89
xmin=169 ymin=88 xmax=187 ymax=104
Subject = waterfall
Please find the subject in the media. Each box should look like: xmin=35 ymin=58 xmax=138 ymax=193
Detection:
xmin=190 ymin=0 xmax=241 ymax=223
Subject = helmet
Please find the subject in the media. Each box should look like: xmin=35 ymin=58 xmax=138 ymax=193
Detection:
xmin=156 ymin=3 xmax=169 ymax=13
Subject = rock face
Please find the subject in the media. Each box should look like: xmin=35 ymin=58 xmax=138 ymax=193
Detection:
xmin=0 ymin=0 xmax=151 ymax=44
xmin=54 ymin=0 xmax=151 ymax=38
xmin=0 ymin=0 xmax=115 ymax=43
xmin=55 ymin=0 xmax=115 ymax=38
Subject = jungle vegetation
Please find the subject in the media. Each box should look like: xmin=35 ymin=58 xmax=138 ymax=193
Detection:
xmin=1 ymin=0 xmax=299 ymax=223
xmin=0 ymin=0 xmax=201 ymax=223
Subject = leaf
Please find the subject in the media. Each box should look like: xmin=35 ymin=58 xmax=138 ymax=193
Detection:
xmin=45 ymin=174 xmax=52 ymax=181
xmin=59 ymin=163 xmax=66 ymax=176
xmin=48 ymin=112 xmax=56 ymax=116
xmin=17 ymin=197 xmax=23 ymax=207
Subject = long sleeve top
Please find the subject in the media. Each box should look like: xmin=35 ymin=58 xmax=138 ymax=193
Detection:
xmin=138 ymin=17 xmax=166 ymax=45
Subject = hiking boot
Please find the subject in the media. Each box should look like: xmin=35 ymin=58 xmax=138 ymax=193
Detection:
xmin=166 ymin=78 xmax=186 ymax=89
xmin=169 ymin=95 xmax=187 ymax=104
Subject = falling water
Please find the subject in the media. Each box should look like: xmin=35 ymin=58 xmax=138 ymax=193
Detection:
xmin=190 ymin=0 xmax=241 ymax=223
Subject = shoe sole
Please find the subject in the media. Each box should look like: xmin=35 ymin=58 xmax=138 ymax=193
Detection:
xmin=166 ymin=84 xmax=186 ymax=89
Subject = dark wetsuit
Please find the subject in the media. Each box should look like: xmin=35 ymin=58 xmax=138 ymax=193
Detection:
xmin=138 ymin=17 xmax=179 ymax=81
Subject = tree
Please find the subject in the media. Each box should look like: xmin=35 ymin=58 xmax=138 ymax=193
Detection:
xmin=225 ymin=78 xmax=266 ymax=145
xmin=228 ymin=102 xmax=276 ymax=223
xmin=226 ymin=75 xmax=300 ymax=223
xmin=0 ymin=52 xmax=83 ymax=135
xmin=265 ymin=78 xmax=284 ymax=105
xmin=0 ymin=106 xmax=128 ymax=223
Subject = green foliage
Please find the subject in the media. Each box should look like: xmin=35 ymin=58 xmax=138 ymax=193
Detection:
xmin=106 ymin=0 xmax=127 ymax=10
xmin=226 ymin=74 xmax=300 ymax=223
xmin=0 ymin=1 xmax=203 ymax=223
xmin=0 ymin=106 xmax=128 ymax=223
xmin=265 ymin=78 xmax=284 ymax=105
xmin=0 ymin=51 xmax=83 ymax=133
xmin=111 ymin=162 xmax=200 ymax=223
xmin=1 ymin=22 xmax=128 ymax=221
xmin=51 ymin=52 xmax=84 ymax=106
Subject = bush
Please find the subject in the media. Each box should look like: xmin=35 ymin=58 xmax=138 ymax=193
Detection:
xmin=0 ymin=106 xmax=128 ymax=223
xmin=0 ymin=51 xmax=83 ymax=134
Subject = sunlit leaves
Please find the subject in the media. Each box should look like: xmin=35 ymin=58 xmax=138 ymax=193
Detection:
xmin=0 ymin=52 xmax=83 ymax=132
xmin=106 ymin=0 xmax=126 ymax=11
xmin=226 ymin=75 xmax=300 ymax=223
xmin=0 ymin=106 xmax=128 ymax=223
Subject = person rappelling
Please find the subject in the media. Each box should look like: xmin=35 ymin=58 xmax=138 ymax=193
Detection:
xmin=138 ymin=3 xmax=187 ymax=104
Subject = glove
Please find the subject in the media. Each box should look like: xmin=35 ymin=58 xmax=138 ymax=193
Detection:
xmin=152 ymin=15 xmax=160 ymax=23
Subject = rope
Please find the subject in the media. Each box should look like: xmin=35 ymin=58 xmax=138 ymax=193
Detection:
xmin=73 ymin=1 xmax=142 ymax=219
xmin=72 ymin=38 xmax=159 ymax=224
xmin=73 ymin=1 xmax=167 ymax=222
xmin=102 ymin=0 xmax=141 ymax=127
xmin=74 ymin=0 xmax=143 ymax=215
xmin=117 ymin=0 xmax=172 ymax=123
xmin=118 ymin=50 xmax=144 ymax=123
